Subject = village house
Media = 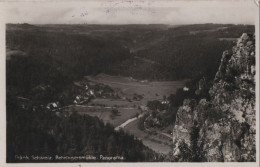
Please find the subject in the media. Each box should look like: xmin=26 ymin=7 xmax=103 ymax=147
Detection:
xmin=183 ymin=86 xmax=189 ymax=91
xmin=139 ymin=105 xmax=148 ymax=111
xmin=46 ymin=102 xmax=60 ymax=110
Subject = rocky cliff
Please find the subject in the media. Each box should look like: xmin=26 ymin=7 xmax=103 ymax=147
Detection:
xmin=172 ymin=33 xmax=256 ymax=162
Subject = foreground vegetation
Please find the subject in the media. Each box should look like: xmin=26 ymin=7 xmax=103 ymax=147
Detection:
xmin=7 ymin=95 xmax=163 ymax=162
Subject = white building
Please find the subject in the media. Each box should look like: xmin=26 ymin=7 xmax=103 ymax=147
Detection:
xmin=183 ymin=86 xmax=189 ymax=91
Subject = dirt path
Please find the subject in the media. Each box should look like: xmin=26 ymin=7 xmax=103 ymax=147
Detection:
xmin=115 ymin=113 xmax=144 ymax=131
xmin=124 ymin=118 xmax=172 ymax=154
xmin=74 ymin=105 xmax=135 ymax=110
xmin=134 ymin=56 xmax=161 ymax=65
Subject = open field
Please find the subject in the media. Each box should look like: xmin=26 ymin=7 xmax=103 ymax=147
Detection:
xmin=69 ymin=105 xmax=141 ymax=127
xmin=218 ymin=38 xmax=239 ymax=41
xmin=87 ymin=73 xmax=187 ymax=105
xmin=89 ymin=98 xmax=135 ymax=108
xmin=6 ymin=48 xmax=27 ymax=60
xmin=72 ymin=74 xmax=185 ymax=154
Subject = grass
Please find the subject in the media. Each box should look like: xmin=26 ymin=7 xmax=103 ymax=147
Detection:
xmin=87 ymin=73 xmax=186 ymax=105
xmin=89 ymin=98 xmax=134 ymax=108
xmin=71 ymin=105 xmax=140 ymax=127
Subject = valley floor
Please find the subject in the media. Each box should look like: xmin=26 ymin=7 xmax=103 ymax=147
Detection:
xmin=66 ymin=74 xmax=186 ymax=154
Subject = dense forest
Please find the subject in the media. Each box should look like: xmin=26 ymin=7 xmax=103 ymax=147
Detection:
xmin=6 ymin=28 xmax=129 ymax=94
xmin=107 ymin=24 xmax=254 ymax=80
xmin=7 ymin=94 xmax=162 ymax=162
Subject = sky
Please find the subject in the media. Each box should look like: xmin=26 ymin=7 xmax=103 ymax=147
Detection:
xmin=1 ymin=0 xmax=258 ymax=25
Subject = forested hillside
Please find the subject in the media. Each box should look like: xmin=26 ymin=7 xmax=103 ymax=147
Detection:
xmin=127 ymin=24 xmax=254 ymax=80
xmin=6 ymin=28 xmax=129 ymax=93
xmin=7 ymin=94 xmax=162 ymax=162
xmin=7 ymin=24 xmax=255 ymax=85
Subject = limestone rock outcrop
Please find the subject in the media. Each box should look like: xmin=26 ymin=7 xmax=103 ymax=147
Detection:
xmin=172 ymin=33 xmax=256 ymax=162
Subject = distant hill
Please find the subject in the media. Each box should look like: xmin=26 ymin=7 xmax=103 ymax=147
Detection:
xmin=107 ymin=24 xmax=254 ymax=80
xmin=7 ymin=23 xmax=38 ymax=30
xmin=6 ymin=23 xmax=254 ymax=98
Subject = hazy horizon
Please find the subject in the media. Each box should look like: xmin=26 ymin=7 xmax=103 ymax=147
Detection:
xmin=1 ymin=0 xmax=257 ymax=25
xmin=6 ymin=23 xmax=255 ymax=26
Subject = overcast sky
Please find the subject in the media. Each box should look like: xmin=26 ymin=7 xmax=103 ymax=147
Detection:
xmin=1 ymin=0 xmax=257 ymax=25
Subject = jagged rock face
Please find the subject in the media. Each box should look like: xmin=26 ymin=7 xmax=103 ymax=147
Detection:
xmin=172 ymin=99 xmax=197 ymax=154
xmin=172 ymin=33 xmax=255 ymax=162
